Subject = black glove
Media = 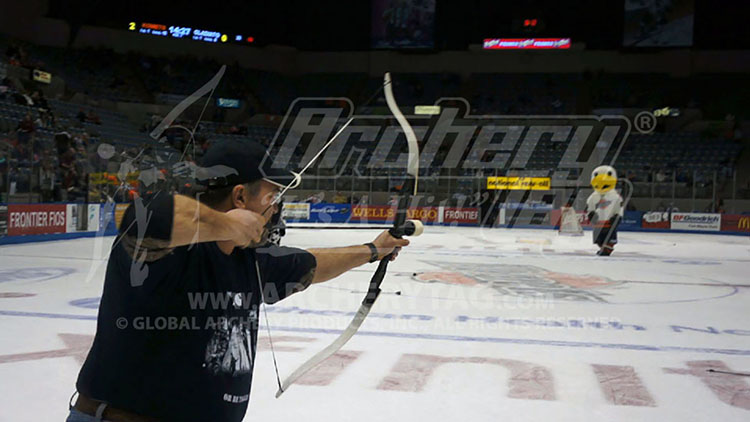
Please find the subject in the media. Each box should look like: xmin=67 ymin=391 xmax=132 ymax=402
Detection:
xmin=587 ymin=211 xmax=597 ymax=224
xmin=608 ymin=215 xmax=621 ymax=228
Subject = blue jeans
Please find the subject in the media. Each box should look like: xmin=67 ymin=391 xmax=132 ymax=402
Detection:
xmin=66 ymin=409 xmax=106 ymax=422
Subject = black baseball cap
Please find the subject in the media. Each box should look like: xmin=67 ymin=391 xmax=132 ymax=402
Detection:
xmin=198 ymin=140 xmax=298 ymax=190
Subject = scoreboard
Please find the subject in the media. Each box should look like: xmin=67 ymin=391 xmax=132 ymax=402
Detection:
xmin=128 ymin=22 xmax=255 ymax=45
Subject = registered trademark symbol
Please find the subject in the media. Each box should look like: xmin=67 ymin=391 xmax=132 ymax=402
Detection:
xmin=633 ymin=111 xmax=657 ymax=134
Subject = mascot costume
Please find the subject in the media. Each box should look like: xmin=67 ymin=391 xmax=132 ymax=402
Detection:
xmin=586 ymin=165 xmax=624 ymax=256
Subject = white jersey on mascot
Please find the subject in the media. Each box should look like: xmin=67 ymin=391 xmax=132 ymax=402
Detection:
xmin=585 ymin=165 xmax=624 ymax=256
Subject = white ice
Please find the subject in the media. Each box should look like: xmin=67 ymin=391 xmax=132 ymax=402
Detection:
xmin=0 ymin=227 xmax=749 ymax=422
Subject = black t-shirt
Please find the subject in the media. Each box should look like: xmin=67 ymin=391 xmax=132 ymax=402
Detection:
xmin=76 ymin=193 xmax=316 ymax=422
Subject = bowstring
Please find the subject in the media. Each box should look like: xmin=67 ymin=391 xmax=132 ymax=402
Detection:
xmin=259 ymin=80 xmax=391 ymax=216
xmin=258 ymin=79 xmax=392 ymax=393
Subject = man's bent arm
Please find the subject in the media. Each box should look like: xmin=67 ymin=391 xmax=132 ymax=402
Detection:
xmin=169 ymin=195 xmax=237 ymax=248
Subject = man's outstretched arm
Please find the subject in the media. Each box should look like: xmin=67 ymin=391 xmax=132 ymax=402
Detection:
xmin=307 ymin=230 xmax=409 ymax=284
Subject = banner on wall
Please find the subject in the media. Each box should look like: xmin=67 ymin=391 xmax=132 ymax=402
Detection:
xmin=621 ymin=211 xmax=643 ymax=230
xmin=549 ymin=209 xmax=642 ymax=230
xmin=282 ymin=203 xmax=311 ymax=220
xmin=87 ymin=204 xmax=100 ymax=233
xmin=671 ymin=212 xmax=721 ymax=232
xmin=114 ymin=204 xmax=130 ymax=230
xmin=350 ymin=205 xmax=394 ymax=222
xmin=487 ymin=177 xmax=550 ymax=190
xmin=350 ymin=206 xmax=440 ymax=223
xmin=0 ymin=205 xmax=7 ymax=237
xmin=642 ymin=211 xmax=671 ymax=229
xmin=66 ymin=204 xmax=84 ymax=232
xmin=309 ymin=204 xmax=351 ymax=223
xmin=720 ymin=214 xmax=750 ymax=233
xmin=62 ymin=204 xmax=101 ymax=233
xmin=442 ymin=207 xmax=479 ymax=225
xmin=501 ymin=201 xmax=554 ymax=211
xmin=550 ymin=209 xmax=591 ymax=228
xmin=7 ymin=204 xmax=67 ymax=236
xmin=32 ymin=69 xmax=52 ymax=84
xmin=408 ymin=207 xmax=440 ymax=223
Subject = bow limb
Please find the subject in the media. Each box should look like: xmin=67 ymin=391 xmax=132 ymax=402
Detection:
xmin=151 ymin=65 xmax=226 ymax=162
xmin=275 ymin=72 xmax=420 ymax=397
xmin=384 ymin=72 xmax=419 ymax=193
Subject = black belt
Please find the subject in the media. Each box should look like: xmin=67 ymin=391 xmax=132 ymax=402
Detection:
xmin=73 ymin=394 xmax=160 ymax=422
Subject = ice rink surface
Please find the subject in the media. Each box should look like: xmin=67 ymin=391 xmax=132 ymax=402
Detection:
xmin=0 ymin=227 xmax=749 ymax=422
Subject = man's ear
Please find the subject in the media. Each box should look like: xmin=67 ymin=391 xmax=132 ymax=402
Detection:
xmin=231 ymin=184 xmax=246 ymax=208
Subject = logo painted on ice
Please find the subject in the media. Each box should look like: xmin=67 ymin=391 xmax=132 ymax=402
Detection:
xmin=415 ymin=261 xmax=620 ymax=302
xmin=0 ymin=267 xmax=76 ymax=284
xmin=414 ymin=261 xmax=736 ymax=304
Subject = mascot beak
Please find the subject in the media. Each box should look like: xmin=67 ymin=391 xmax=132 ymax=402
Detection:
xmin=591 ymin=173 xmax=617 ymax=193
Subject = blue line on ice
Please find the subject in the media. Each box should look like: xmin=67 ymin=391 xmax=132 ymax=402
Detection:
xmin=1 ymin=309 xmax=748 ymax=356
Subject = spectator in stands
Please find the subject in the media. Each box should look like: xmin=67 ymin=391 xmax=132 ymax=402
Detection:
xmin=706 ymin=198 xmax=727 ymax=214
xmin=724 ymin=114 xmax=741 ymax=141
xmin=150 ymin=114 xmax=162 ymax=131
xmin=305 ymin=193 xmax=323 ymax=204
xmin=86 ymin=110 xmax=102 ymax=125
xmin=33 ymin=113 xmax=45 ymax=129
xmin=199 ymin=137 xmax=210 ymax=155
xmin=12 ymin=90 xmax=33 ymax=106
xmin=0 ymin=150 xmax=6 ymax=193
xmin=73 ymin=133 xmax=88 ymax=150
xmin=16 ymin=113 xmax=34 ymax=145
xmin=60 ymin=147 xmax=77 ymax=189
xmin=39 ymin=160 xmax=55 ymax=202
xmin=40 ymin=107 xmax=55 ymax=128
xmin=6 ymin=164 xmax=17 ymax=194
xmin=12 ymin=141 xmax=28 ymax=162
xmin=0 ymin=115 xmax=13 ymax=137
xmin=5 ymin=44 xmax=25 ymax=66
xmin=76 ymin=169 xmax=90 ymax=202
xmin=5 ymin=45 xmax=19 ymax=61
xmin=54 ymin=130 xmax=72 ymax=155
xmin=31 ymin=90 xmax=48 ymax=109
xmin=0 ymin=77 xmax=12 ymax=98
xmin=695 ymin=172 xmax=708 ymax=186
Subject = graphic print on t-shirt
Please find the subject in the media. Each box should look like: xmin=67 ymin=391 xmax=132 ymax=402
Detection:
xmin=203 ymin=292 xmax=256 ymax=377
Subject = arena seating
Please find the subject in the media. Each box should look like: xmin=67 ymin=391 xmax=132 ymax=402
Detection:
xmin=0 ymin=34 xmax=746 ymax=204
